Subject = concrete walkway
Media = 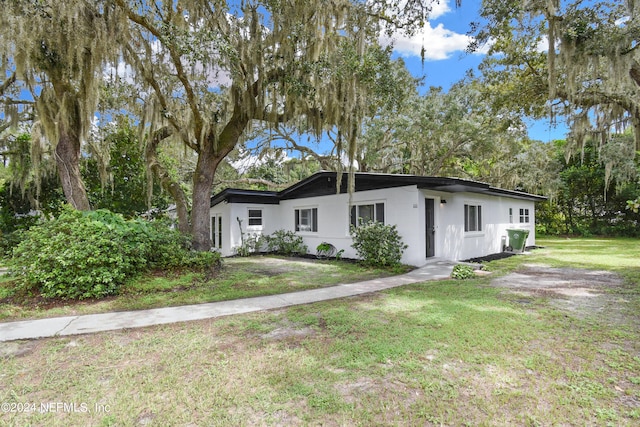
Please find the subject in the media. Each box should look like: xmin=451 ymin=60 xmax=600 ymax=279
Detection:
xmin=0 ymin=260 xmax=455 ymax=342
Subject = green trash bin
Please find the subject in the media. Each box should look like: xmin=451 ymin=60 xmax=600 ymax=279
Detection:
xmin=506 ymin=229 xmax=530 ymax=252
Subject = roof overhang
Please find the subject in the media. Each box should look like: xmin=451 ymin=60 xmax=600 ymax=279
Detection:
xmin=210 ymin=188 xmax=279 ymax=207
xmin=210 ymin=171 xmax=547 ymax=206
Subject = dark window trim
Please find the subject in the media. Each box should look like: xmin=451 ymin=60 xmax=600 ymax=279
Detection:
xmin=248 ymin=209 xmax=263 ymax=226
xmin=464 ymin=204 xmax=482 ymax=232
xmin=295 ymin=207 xmax=318 ymax=232
xmin=350 ymin=202 xmax=385 ymax=227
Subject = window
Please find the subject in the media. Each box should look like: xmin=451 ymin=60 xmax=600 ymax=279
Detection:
xmin=519 ymin=208 xmax=530 ymax=223
xmin=509 ymin=208 xmax=513 ymax=224
xmin=211 ymin=215 xmax=223 ymax=249
xmin=464 ymin=204 xmax=482 ymax=232
xmin=295 ymin=208 xmax=318 ymax=232
xmin=248 ymin=209 xmax=262 ymax=226
xmin=350 ymin=203 xmax=385 ymax=227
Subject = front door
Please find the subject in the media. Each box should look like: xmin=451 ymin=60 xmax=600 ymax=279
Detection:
xmin=425 ymin=198 xmax=435 ymax=257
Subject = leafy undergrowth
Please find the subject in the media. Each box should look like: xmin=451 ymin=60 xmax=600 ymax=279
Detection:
xmin=0 ymin=256 xmax=403 ymax=321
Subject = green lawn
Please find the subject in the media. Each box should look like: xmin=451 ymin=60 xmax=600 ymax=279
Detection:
xmin=536 ymin=236 xmax=640 ymax=271
xmin=0 ymin=256 xmax=404 ymax=321
xmin=1 ymin=237 xmax=639 ymax=426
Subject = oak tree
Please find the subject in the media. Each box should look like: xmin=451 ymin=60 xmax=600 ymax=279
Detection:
xmin=0 ymin=0 xmax=122 ymax=210
xmin=113 ymin=0 xmax=441 ymax=250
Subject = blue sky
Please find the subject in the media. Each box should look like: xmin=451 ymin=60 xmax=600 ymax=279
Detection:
xmin=384 ymin=0 xmax=568 ymax=142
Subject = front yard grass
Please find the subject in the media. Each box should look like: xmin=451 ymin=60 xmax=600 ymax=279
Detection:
xmin=1 ymin=237 xmax=639 ymax=426
xmin=0 ymin=256 xmax=406 ymax=321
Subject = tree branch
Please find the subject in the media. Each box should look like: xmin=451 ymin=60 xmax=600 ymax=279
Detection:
xmin=214 ymin=178 xmax=283 ymax=189
xmin=630 ymin=61 xmax=640 ymax=88
xmin=123 ymin=41 xmax=197 ymax=151
xmin=145 ymin=126 xmax=191 ymax=234
xmin=0 ymin=71 xmax=17 ymax=96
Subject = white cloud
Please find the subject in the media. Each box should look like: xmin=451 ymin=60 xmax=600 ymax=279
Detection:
xmin=381 ymin=22 xmax=472 ymax=60
xmin=535 ymin=35 xmax=562 ymax=53
xmin=378 ymin=0 xmax=493 ymax=61
xmin=104 ymin=60 xmax=135 ymax=84
xmin=428 ymin=0 xmax=452 ymax=19
xmin=387 ymin=0 xmax=451 ymax=20
xmin=615 ymin=16 xmax=630 ymax=26
xmin=536 ymin=36 xmax=549 ymax=53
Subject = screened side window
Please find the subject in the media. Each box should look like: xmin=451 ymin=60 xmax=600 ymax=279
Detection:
xmin=464 ymin=204 xmax=482 ymax=232
xmin=295 ymin=208 xmax=318 ymax=232
xmin=350 ymin=203 xmax=385 ymax=227
xmin=519 ymin=208 xmax=530 ymax=223
xmin=248 ymin=209 xmax=262 ymax=226
xmin=509 ymin=208 xmax=513 ymax=224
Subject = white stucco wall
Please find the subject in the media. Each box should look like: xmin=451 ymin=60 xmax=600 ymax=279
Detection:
xmin=430 ymin=191 xmax=536 ymax=260
xmin=210 ymin=203 xmax=281 ymax=256
xmin=211 ymin=186 xmax=538 ymax=264
xmin=279 ymin=185 xmax=424 ymax=264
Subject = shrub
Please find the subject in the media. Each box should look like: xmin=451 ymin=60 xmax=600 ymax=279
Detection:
xmin=451 ymin=264 xmax=475 ymax=280
xmin=10 ymin=207 xmax=218 ymax=300
xmin=0 ymin=230 xmax=26 ymax=258
xmin=263 ymin=229 xmax=308 ymax=256
xmin=350 ymin=221 xmax=407 ymax=267
xmin=233 ymin=234 xmax=262 ymax=257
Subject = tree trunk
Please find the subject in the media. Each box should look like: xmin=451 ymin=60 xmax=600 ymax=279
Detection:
xmin=190 ymin=108 xmax=249 ymax=251
xmin=190 ymin=141 xmax=238 ymax=251
xmin=630 ymin=61 xmax=640 ymax=88
xmin=145 ymin=128 xmax=190 ymax=234
xmin=55 ymin=124 xmax=90 ymax=211
xmin=190 ymin=150 xmax=218 ymax=251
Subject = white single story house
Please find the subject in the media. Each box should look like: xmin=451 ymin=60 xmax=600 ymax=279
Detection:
xmin=209 ymin=171 xmax=546 ymax=265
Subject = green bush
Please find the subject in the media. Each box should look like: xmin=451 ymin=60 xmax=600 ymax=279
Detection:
xmin=263 ymin=229 xmax=308 ymax=256
xmin=451 ymin=264 xmax=475 ymax=280
xmin=0 ymin=230 xmax=26 ymax=258
xmin=233 ymin=234 xmax=262 ymax=257
xmin=10 ymin=207 xmax=219 ymax=300
xmin=350 ymin=221 xmax=407 ymax=267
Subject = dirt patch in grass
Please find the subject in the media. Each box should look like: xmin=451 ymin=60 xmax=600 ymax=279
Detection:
xmin=232 ymin=256 xmax=333 ymax=274
xmin=334 ymin=375 xmax=425 ymax=410
xmin=0 ymin=340 xmax=38 ymax=358
xmin=491 ymin=264 xmax=632 ymax=323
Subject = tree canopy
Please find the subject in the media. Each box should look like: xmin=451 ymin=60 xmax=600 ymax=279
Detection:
xmin=476 ymin=0 xmax=640 ymax=168
xmin=109 ymin=0 xmax=443 ymax=250
xmin=4 ymin=0 xmax=638 ymax=246
xmin=1 ymin=0 xmax=446 ymax=250
xmin=0 ymin=0 xmax=123 ymax=210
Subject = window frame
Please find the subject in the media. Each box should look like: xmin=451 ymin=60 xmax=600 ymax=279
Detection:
xmin=211 ymin=215 xmax=223 ymax=249
xmin=295 ymin=207 xmax=318 ymax=232
xmin=519 ymin=208 xmax=530 ymax=224
xmin=464 ymin=203 xmax=483 ymax=233
xmin=247 ymin=208 xmax=263 ymax=227
xmin=350 ymin=202 xmax=385 ymax=228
